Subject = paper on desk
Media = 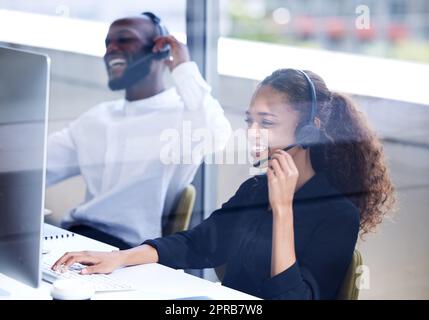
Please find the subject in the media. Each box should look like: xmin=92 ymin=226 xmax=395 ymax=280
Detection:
xmin=42 ymin=223 xmax=118 ymax=264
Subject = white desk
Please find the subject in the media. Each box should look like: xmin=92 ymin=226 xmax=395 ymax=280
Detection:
xmin=0 ymin=224 xmax=258 ymax=300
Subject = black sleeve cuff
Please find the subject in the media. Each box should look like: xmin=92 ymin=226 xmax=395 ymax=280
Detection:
xmin=259 ymin=261 xmax=305 ymax=299
xmin=143 ymin=238 xmax=173 ymax=267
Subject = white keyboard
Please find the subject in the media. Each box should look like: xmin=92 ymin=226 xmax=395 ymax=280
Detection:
xmin=42 ymin=261 xmax=134 ymax=292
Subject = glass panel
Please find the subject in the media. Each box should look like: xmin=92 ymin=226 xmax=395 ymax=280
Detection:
xmin=215 ymin=0 xmax=429 ymax=299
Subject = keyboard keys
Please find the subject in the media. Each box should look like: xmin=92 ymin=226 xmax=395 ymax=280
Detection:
xmin=41 ymin=261 xmax=133 ymax=292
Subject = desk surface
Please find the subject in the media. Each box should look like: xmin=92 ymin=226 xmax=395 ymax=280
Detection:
xmin=0 ymin=224 xmax=258 ymax=300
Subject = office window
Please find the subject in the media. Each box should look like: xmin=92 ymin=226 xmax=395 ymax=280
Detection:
xmin=0 ymin=0 xmax=186 ymax=30
xmin=219 ymin=0 xmax=429 ymax=64
xmin=0 ymin=0 xmax=186 ymax=55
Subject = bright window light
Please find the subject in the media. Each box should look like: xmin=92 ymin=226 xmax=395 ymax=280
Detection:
xmin=1 ymin=9 xmax=428 ymax=106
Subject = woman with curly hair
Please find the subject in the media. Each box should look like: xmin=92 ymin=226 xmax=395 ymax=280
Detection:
xmin=52 ymin=69 xmax=395 ymax=300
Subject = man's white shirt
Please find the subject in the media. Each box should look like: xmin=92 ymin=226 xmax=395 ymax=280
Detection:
xmin=46 ymin=62 xmax=232 ymax=246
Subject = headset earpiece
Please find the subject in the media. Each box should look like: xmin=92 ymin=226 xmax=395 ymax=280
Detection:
xmin=295 ymin=124 xmax=320 ymax=149
xmin=141 ymin=11 xmax=170 ymax=61
xmin=294 ymin=70 xmax=320 ymax=149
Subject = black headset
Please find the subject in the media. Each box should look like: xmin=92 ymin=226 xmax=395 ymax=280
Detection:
xmin=293 ymin=69 xmax=320 ymax=149
xmin=141 ymin=11 xmax=171 ymax=60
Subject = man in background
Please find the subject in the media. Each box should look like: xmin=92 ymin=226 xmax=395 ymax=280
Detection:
xmin=46 ymin=12 xmax=231 ymax=249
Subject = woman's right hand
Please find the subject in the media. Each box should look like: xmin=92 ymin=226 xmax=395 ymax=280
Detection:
xmin=51 ymin=250 xmax=125 ymax=275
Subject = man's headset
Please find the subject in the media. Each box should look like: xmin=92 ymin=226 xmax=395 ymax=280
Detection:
xmin=253 ymin=70 xmax=320 ymax=168
xmin=141 ymin=11 xmax=171 ymax=59
xmin=122 ymin=12 xmax=171 ymax=75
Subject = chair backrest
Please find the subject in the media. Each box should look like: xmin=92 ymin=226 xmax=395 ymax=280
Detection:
xmin=168 ymin=184 xmax=196 ymax=235
xmin=337 ymin=249 xmax=363 ymax=300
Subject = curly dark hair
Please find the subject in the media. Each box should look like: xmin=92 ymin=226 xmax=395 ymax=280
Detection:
xmin=260 ymin=69 xmax=396 ymax=237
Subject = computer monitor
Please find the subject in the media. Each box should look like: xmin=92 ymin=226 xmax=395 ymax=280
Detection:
xmin=0 ymin=46 xmax=50 ymax=288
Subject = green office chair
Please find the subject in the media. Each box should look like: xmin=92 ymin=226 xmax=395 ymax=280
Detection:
xmin=166 ymin=184 xmax=196 ymax=235
xmin=337 ymin=249 xmax=363 ymax=300
xmin=215 ymin=249 xmax=363 ymax=300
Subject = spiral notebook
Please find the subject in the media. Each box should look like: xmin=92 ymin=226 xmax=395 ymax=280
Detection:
xmin=43 ymin=223 xmax=75 ymax=240
xmin=42 ymin=223 xmax=118 ymax=260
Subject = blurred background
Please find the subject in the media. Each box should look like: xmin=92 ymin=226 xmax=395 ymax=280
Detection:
xmin=1 ymin=0 xmax=428 ymax=299
xmin=223 ymin=0 xmax=429 ymax=63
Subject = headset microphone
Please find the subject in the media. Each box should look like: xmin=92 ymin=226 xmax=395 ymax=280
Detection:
xmin=253 ymin=144 xmax=297 ymax=168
